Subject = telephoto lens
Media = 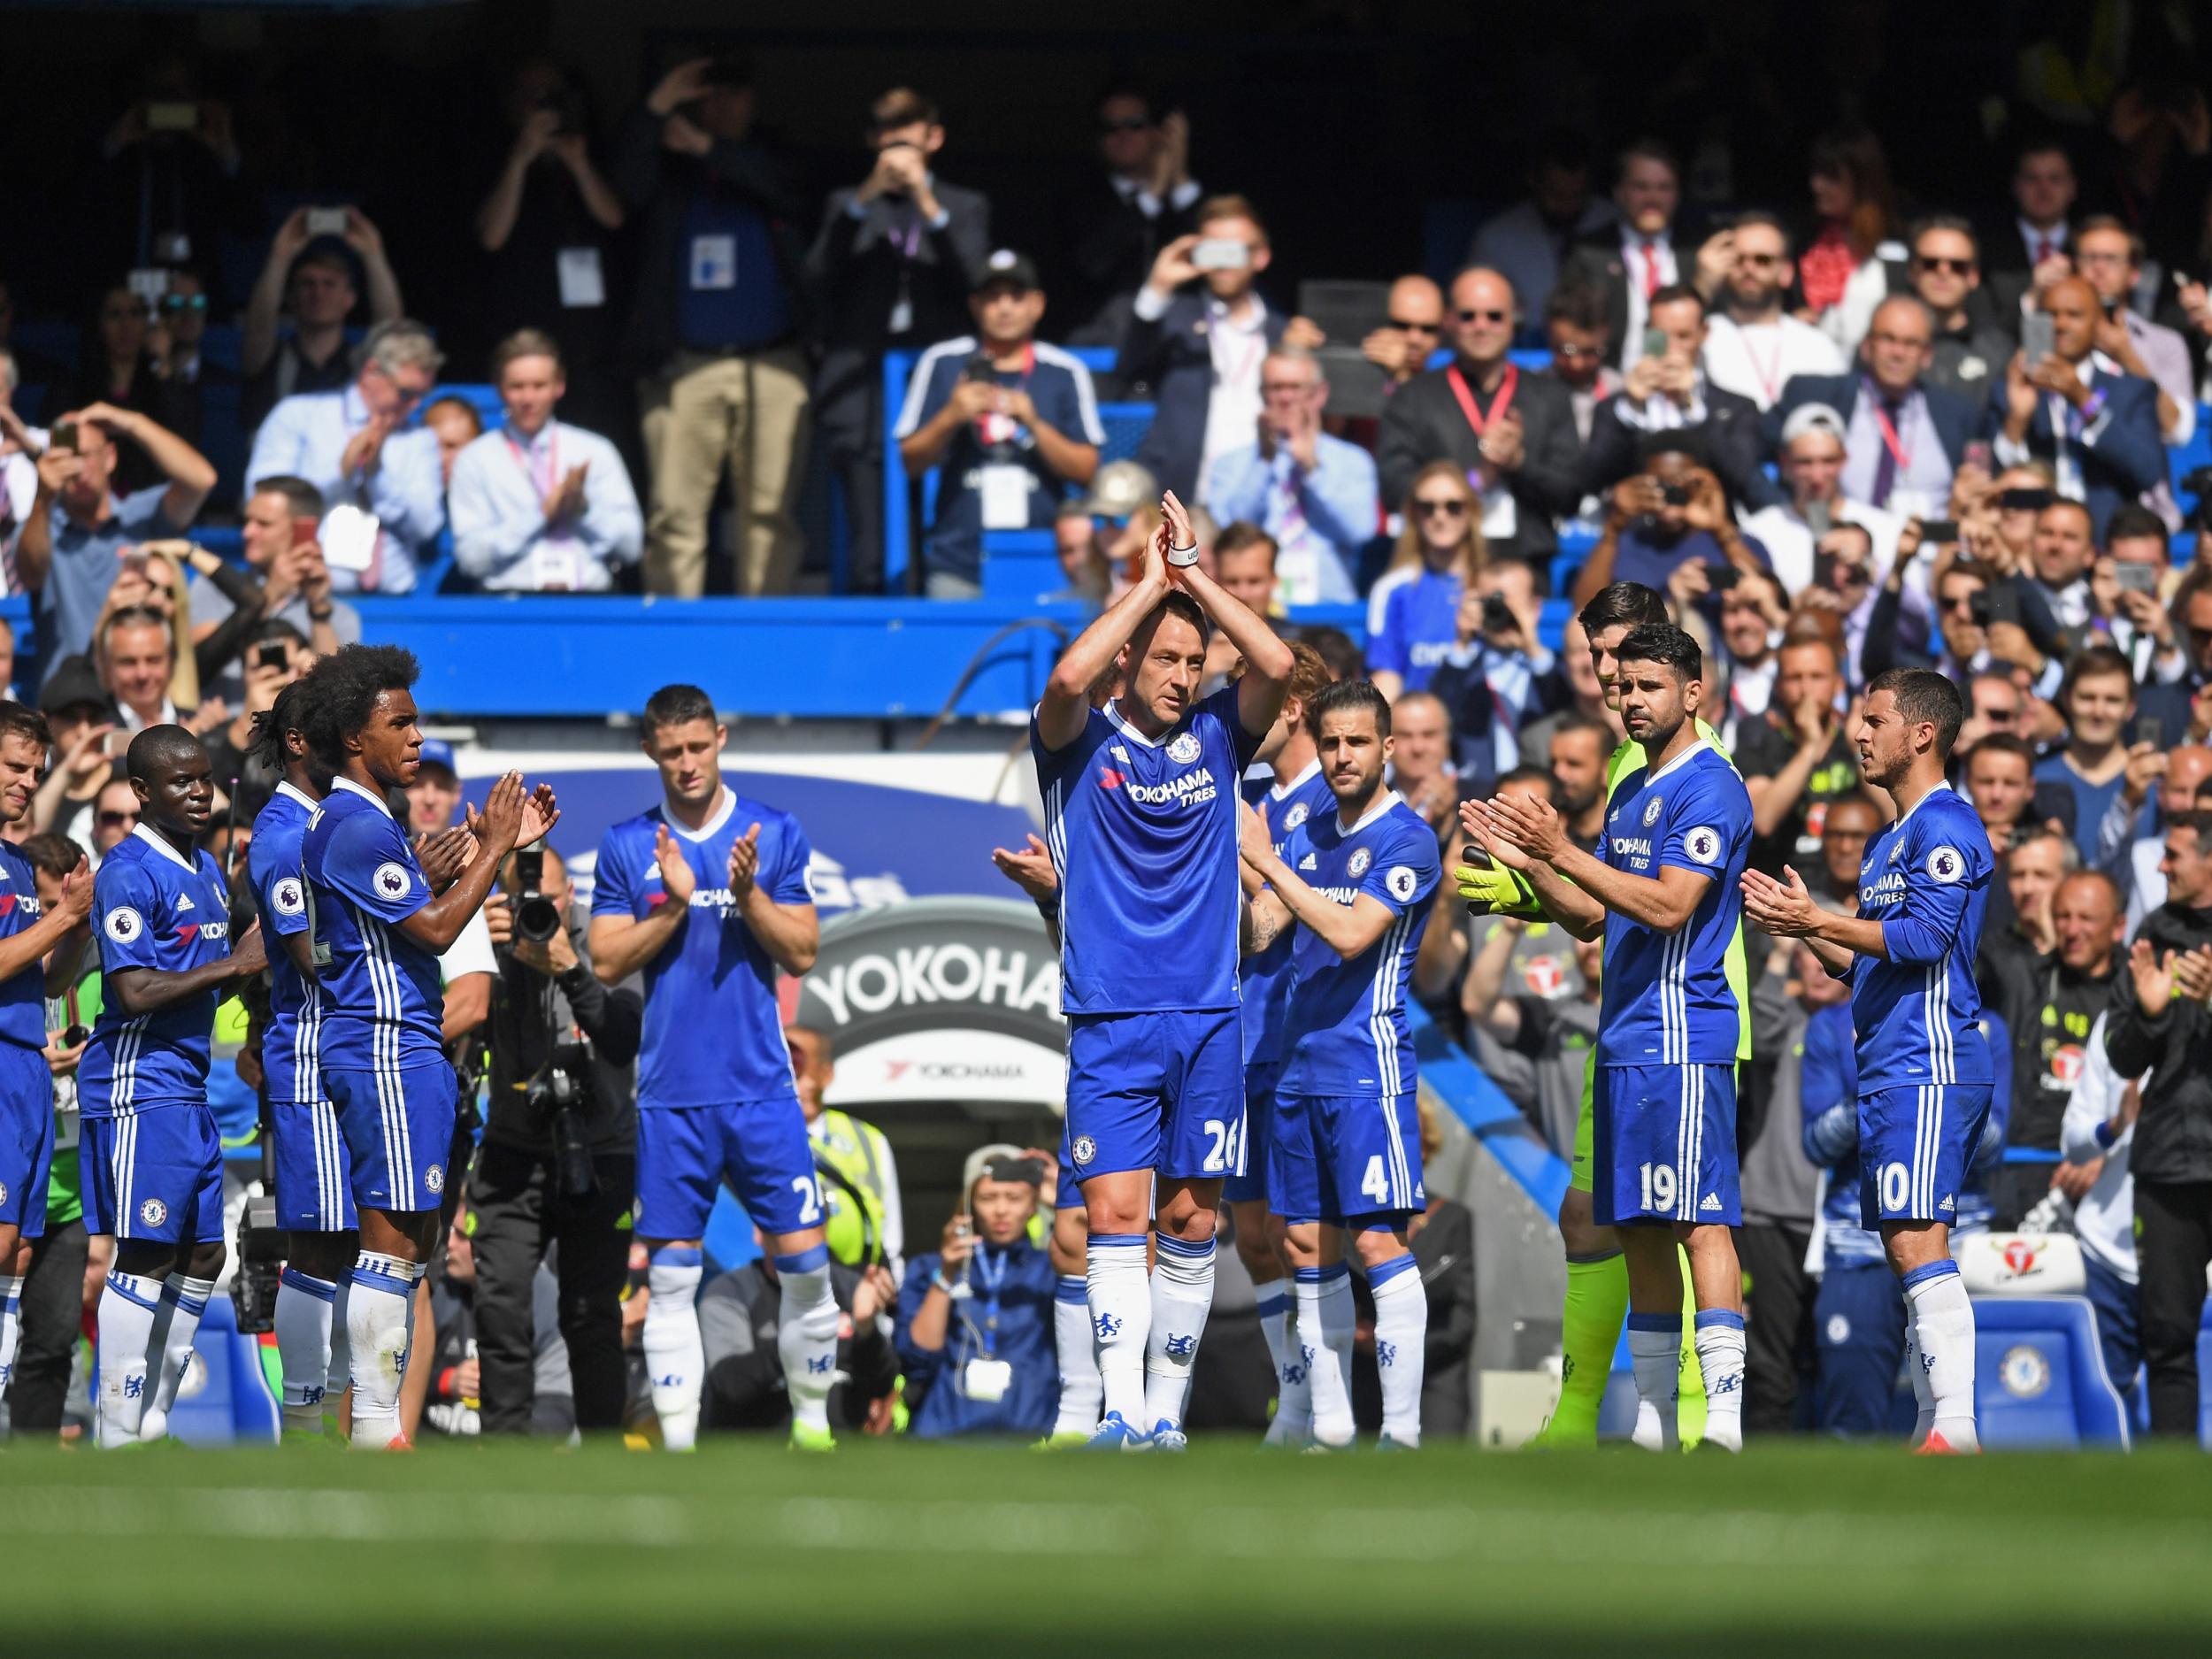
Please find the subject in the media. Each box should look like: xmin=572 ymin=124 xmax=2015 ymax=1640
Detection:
xmin=513 ymin=848 xmax=562 ymax=943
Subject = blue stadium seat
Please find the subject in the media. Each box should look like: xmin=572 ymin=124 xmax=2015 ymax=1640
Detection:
xmin=1970 ymin=1296 xmax=2131 ymax=1450
xmin=159 ymin=1292 xmax=281 ymax=1447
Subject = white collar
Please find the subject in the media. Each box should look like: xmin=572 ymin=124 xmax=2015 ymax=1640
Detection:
xmin=2018 ymin=217 xmax=2066 ymax=250
xmin=1104 ymin=699 xmax=1163 ymax=748
xmin=130 ymin=820 xmax=200 ymax=872
xmin=332 ymin=775 xmax=394 ymax=818
xmin=1207 ymin=292 xmax=1266 ymax=330
xmin=1271 ymin=755 xmax=1323 ymax=799
xmin=1893 ymin=778 xmax=1954 ymax=829
xmin=1338 ymin=787 xmax=1402 ymax=835
xmin=276 ymin=780 xmax=320 ymax=811
xmin=1646 ymin=736 xmax=1713 ymax=785
xmin=664 ymin=785 xmax=734 ymax=844
xmin=1623 ymin=226 xmax=1672 ymax=252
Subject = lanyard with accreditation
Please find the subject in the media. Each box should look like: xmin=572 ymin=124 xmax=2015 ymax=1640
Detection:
xmin=1446 ymin=361 xmax=1521 ymax=540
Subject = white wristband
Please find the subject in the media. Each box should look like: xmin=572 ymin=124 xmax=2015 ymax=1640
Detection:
xmin=1166 ymin=543 xmax=1200 ymax=568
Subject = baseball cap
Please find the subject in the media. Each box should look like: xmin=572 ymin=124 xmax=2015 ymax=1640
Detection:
xmin=974 ymin=249 xmax=1041 ymax=294
xmin=1077 ymin=458 xmax=1159 ymax=520
xmin=1778 ymin=402 xmax=1848 ymax=447
xmin=37 ymin=656 xmax=115 ymax=721
xmin=961 ymin=1142 xmax=1044 ymax=1198
xmin=416 ymin=738 xmax=457 ymax=779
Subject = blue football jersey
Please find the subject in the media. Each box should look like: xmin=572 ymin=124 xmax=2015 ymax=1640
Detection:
xmin=1240 ymin=759 xmax=1338 ymax=1067
xmin=1033 ymin=685 xmax=1262 ymax=1015
xmin=1367 ymin=568 xmax=1464 ymax=695
xmin=301 ymin=779 xmax=443 ymax=1072
xmin=1597 ymin=741 xmax=1754 ymax=1066
xmin=591 ymin=788 xmax=814 ymax=1109
xmin=1277 ymin=793 xmax=1442 ymax=1097
xmin=249 ymin=782 xmax=321 ymax=1104
xmin=81 ymin=826 xmax=235 ymax=1116
xmin=1848 ymin=783 xmax=1993 ymax=1088
xmin=0 ymin=839 xmax=50 ymax=1051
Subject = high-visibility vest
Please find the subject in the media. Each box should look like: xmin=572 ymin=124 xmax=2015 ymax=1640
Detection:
xmin=810 ymin=1109 xmax=893 ymax=1268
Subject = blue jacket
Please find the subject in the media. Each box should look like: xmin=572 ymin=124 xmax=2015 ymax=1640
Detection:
xmin=896 ymin=1239 xmax=1060 ymax=1439
xmin=1984 ymin=364 xmax=2166 ymax=539
xmin=1119 ymin=289 xmax=1287 ymax=501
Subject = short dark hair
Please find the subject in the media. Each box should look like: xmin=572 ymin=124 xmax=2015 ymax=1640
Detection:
xmin=1134 ymin=590 xmax=1211 ymax=652
xmin=1616 ymin=137 xmax=1679 ymax=184
xmin=1728 ymin=209 xmax=1793 ymax=257
xmin=1578 ymin=582 xmax=1670 ymax=638
xmin=490 ymin=327 xmax=564 ymax=380
xmin=1907 ymin=213 xmax=1980 ymax=261
xmin=252 ymin=474 xmax=326 ymax=520
xmin=870 ymin=86 xmax=941 ymax=130
xmin=0 ymin=699 xmax=52 ymax=753
xmin=1194 ymin=193 xmax=1268 ymax=243
xmin=1548 ymin=710 xmax=1612 ymax=750
xmin=1497 ymin=762 xmax=1562 ymax=805
xmin=125 ymin=723 xmax=207 ymax=786
xmin=1297 ymin=625 xmax=1361 ymax=684
xmin=1823 ymin=789 xmax=1886 ymax=825
xmin=1617 ymin=623 xmax=1701 ymax=684
xmin=2059 ymin=642 xmax=2135 ymax=710
xmin=2075 ymin=213 xmax=2143 ymax=265
xmin=1647 ymin=282 xmax=1705 ymax=319
xmin=2104 ymin=503 xmax=2168 ymax=550
xmin=641 ymin=683 xmax=718 ymax=739
xmin=1544 ymin=280 xmax=1608 ymax=332
xmin=1866 ymin=666 xmax=1965 ymax=757
xmin=1964 ymin=732 xmax=2036 ymax=772
xmin=1214 ymin=521 xmax=1278 ymax=565
xmin=297 ymin=643 xmax=419 ymax=774
xmin=1305 ymin=678 xmax=1393 ymax=740
xmin=19 ymin=830 xmax=81 ymax=880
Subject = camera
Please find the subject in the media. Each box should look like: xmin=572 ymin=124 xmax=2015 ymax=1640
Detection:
xmin=527 ymin=1038 xmax=598 ymax=1198
xmin=512 ymin=848 xmax=563 ymax=945
xmin=1660 ymin=482 xmax=1690 ymax=507
xmin=1480 ymin=593 xmax=1516 ymax=634
xmin=231 ymin=1184 xmax=284 ymax=1334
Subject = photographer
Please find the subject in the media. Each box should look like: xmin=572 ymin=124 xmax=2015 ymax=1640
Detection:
xmin=468 ymin=842 xmax=641 ymax=1436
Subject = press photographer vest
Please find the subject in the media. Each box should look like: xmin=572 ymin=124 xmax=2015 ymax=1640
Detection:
xmin=810 ymin=1108 xmax=892 ymax=1267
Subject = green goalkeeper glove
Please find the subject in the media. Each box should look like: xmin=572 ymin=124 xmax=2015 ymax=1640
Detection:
xmin=1453 ymin=860 xmax=1543 ymax=918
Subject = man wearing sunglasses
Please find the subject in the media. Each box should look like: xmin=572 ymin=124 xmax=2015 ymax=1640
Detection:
xmin=1695 ymin=212 xmax=1843 ymax=413
xmin=1358 ymin=275 xmax=1446 ymax=396
xmin=1056 ymin=84 xmax=1202 ymax=346
xmin=1906 ymin=217 xmax=2015 ymax=403
xmin=245 ymin=319 xmax=445 ymax=595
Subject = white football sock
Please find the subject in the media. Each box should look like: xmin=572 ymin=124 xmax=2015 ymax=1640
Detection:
xmin=1255 ymin=1279 xmax=1310 ymax=1441
xmin=138 ymin=1273 xmax=215 ymax=1441
xmin=1086 ymin=1233 xmax=1150 ymax=1426
xmin=275 ymin=1268 xmax=338 ymax=1434
xmin=96 ymin=1271 xmax=162 ymax=1448
xmin=1142 ymin=1231 xmax=1215 ymax=1429
xmin=1693 ymin=1309 xmax=1747 ymax=1452
xmin=1051 ymin=1274 xmax=1102 ymax=1436
xmin=774 ymin=1245 xmax=840 ymax=1436
xmin=1904 ymin=1260 xmax=1978 ymax=1450
xmin=1369 ymin=1253 xmax=1428 ymax=1448
xmin=1295 ymin=1263 xmax=1356 ymax=1448
xmin=1904 ymin=1321 xmax=1935 ymax=1446
xmin=347 ymin=1252 xmax=424 ymax=1449
xmin=0 ymin=1273 xmax=22 ymax=1402
xmin=326 ymin=1274 xmax=352 ymax=1415
xmin=1626 ymin=1312 xmax=1682 ymax=1452
xmin=642 ymin=1246 xmax=705 ymax=1451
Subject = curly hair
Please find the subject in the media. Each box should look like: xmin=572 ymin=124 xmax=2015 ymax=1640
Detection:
xmin=297 ymin=644 xmax=419 ymax=775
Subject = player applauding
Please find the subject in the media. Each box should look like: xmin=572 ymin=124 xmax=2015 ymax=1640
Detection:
xmin=1741 ymin=669 xmax=1993 ymax=1453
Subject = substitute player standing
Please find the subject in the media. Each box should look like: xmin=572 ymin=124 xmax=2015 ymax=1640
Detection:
xmin=1033 ymin=489 xmax=1292 ymax=1449
xmin=0 ymin=702 xmax=93 ymax=1407
xmin=1240 ymin=680 xmax=1441 ymax=1448
xmin=590 ymin=684 xmax=829 ymax=1452
xmin=1742 ymin=667 xmax=1993 ymax=1452
xmin=81 ymin=726 xmax=267 ymax=1445
xmin=1470 ymin=624 xmax=1755 ymax=1451
xmin=299 ymin=645 xmax=557 ymax=1449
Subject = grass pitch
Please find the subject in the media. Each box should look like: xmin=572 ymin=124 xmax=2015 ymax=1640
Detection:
xmin=4 ymin=1438 xmax=2208 ymax=1655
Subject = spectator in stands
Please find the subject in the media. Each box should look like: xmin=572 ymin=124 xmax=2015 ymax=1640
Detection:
xmin=2038 ymin=644 xmax=2140 ymax=865
xmin=808 ymin=88 xmax=992 ymax=595
xmin=1540 ymin=281 xmax=1621 ymax=444
xmin=241 ymin=211 xmax=405 ymax=431
xmin=147 ymin=270 xmax=230 ymax=453
xmin=95 ymin=604 xmax=184 ymax=732
xmin=1122 ymin=194 xmax=1315 ymax=504
xmin=1386 ymin=690 xmax=1458 ymax=837
xmin=1736 ymin=633 xmax=1857 ymax=876
xmin=1056 ymin=84 xmax=1201 ymax=346
xmin=895 ymin=252 xmax=1102 ymax=600
xmin=1694 ymin=212 xmax=1845 ymax=412
xmin=31 ymin=660 xmax=116 ymax=849
xmin=1367 ymin=461 xmax=1484 ymax=699
xmin=1740 ymin=403 xmax=1903 ymax=598
xmin=1907 ymin=217 xmax=2016 ymax=403
xmin=1358 ymin=276 xmax=1447 ymax=403
xmin=1377 ymin=266 xmax=1580 ymax=577
xmin=896 ymin=1147 xmax=1059 ymax=1440
xmin=201 ymin=620 xmax=309 ymax=800
xmin=450 ymin=330 xmax=644 ymax=593
xmin=1771 ymin=295 xmax=1976 ymax=520
xmin=1561 ymin=139 xmax=1694 ymax=374
xmin=246 ymin=319 xmax=445 ymax=595
xmin=422 ymin=396 xmax=482 ymax=490
xmin=1702 ymin=569 xmax=1789 ymax=749
xmin=1570 ymin=443 xmax=1770 ymax=606
xmin=1194 ymin=523 xmax=1280 ymax=689
xmin=1582 ymin=283 xmax=1776 ymax=511
xmin=63 ymin=284 xmax=187 ymax=493
xmin=1469 ymin=127 xmax=1614 ymax=341
xmin=1517 ymin=618 xmax=1619 ymax=757
xmin=613 ymin=52 xmax=810 ymax=600
xmin=701 ymin=1233 xmax=899 ymax=1436
xmin=2061 ymin=1009 xmax=2143 ymax=1410
xmin=188 ymin=474 xmax=355 ymax=705
xmin=1989 ymin=829 xmax=2077 ymax=990
xmin=1809 ymin=791 xmax=1884 ymax=910
xmin=1794 ymin=126 xmax=1898 ymax=354
xmin=2121 ymin=745 xmax=2212 ymax=933
xmin=0 ymin=349 xmax=41 ymax=592
xmin=1049 ymin=497 xmax=1111 ymax=611
xmin=403 ymin=738 xmax=465 ymax=840
xmin=1962 ymin=733 xmax=2046 ymax=857
xmin=1984 ymin=139 xmax=2079 ymax=328
xmin=86 ymin=775 xmax=140 ymax=864
xmin=1994 ymin=278 xmax=2167 ymax=541
xmin=2102 ymin=812 xmax=2212 ymax=1438
xmin=19 ymin=402 xmax=213 ymax=671
xmin=2073 ymin=217 xmax=2196 ymax=446
xmin=473 ymin=61 xmax=626 ymax=434
xmin=91 ymin=56 xmax=245 ymax=287
xmin=1425 ymin=565 xmax=1556 ymax=797
xmin=1200 ymin=346 xmax=1375 ymax=604
xmin=788 ymin=1023 xmax=905 ymax=1277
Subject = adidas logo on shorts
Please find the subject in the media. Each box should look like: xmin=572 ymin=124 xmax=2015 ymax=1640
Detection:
xmin=1700 ymin=1194 xmax=1721 ymax=1212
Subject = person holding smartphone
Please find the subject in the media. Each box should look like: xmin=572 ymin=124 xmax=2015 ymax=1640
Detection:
xmin=895 ymin=1147 xmax=1059 ymax=1440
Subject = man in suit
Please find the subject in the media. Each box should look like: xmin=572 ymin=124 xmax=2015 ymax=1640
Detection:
xmin=1054 ymin=84 xmax=1202 ymax=349
xmin=1582 ymin=283 xmax=1779 ymax=511
xmin=1376 ymin=265 xmax=1582 ymax=576
xmin=1983 ymin=140 xmax=2079 ymax=335
xmin=1558 ymin=139 xmax=1699 ymax=373
xmin=805 ymin=88 xmax=991 ymax=593
xmin=1466 ymin=127 xmax=1616 ymax=346
xmin=1770 ymin=296 xmax=1978 ymax=518
xmin=1907 ymin=215 xmax=2016 ymax=403
xmin=1119 ymin=193 xmax=1314 ymax=503
xmin=1993 ymin=276 xmax=2167 ymax=540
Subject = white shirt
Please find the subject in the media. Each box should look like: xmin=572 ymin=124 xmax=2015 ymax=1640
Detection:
xmin=1740 ymin=495 xmax=1902 ymax=600
xmin=440 ymin=902 xmax=496 ymax=984
xmin=1109 ymin=172 xmax=1202 ymax=220
xmin=2061 ymin=1011 xmax=2139 ymax=1282
xmin=448 ymin=419 xmax=642 ymax=593
xmin=1617 ymin=228 xmax=1677 ymax=371
xmin=1701 ymin=314 xmax=1845 ymax=410
xmin=245 ymin=384 xmax=444 ymax=595
xmin=1993 ymin=352 xmax=2121 ymax=501
xmin=2016 ymin=217 xmax=2068 ymax=267
xmin=1196 ymin=293 xmax=1271 ymax=495
xmin=118 ymin=696 xmax=180 ymax=734
xmin=1 ymin=424 xmax=44 ymax=594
